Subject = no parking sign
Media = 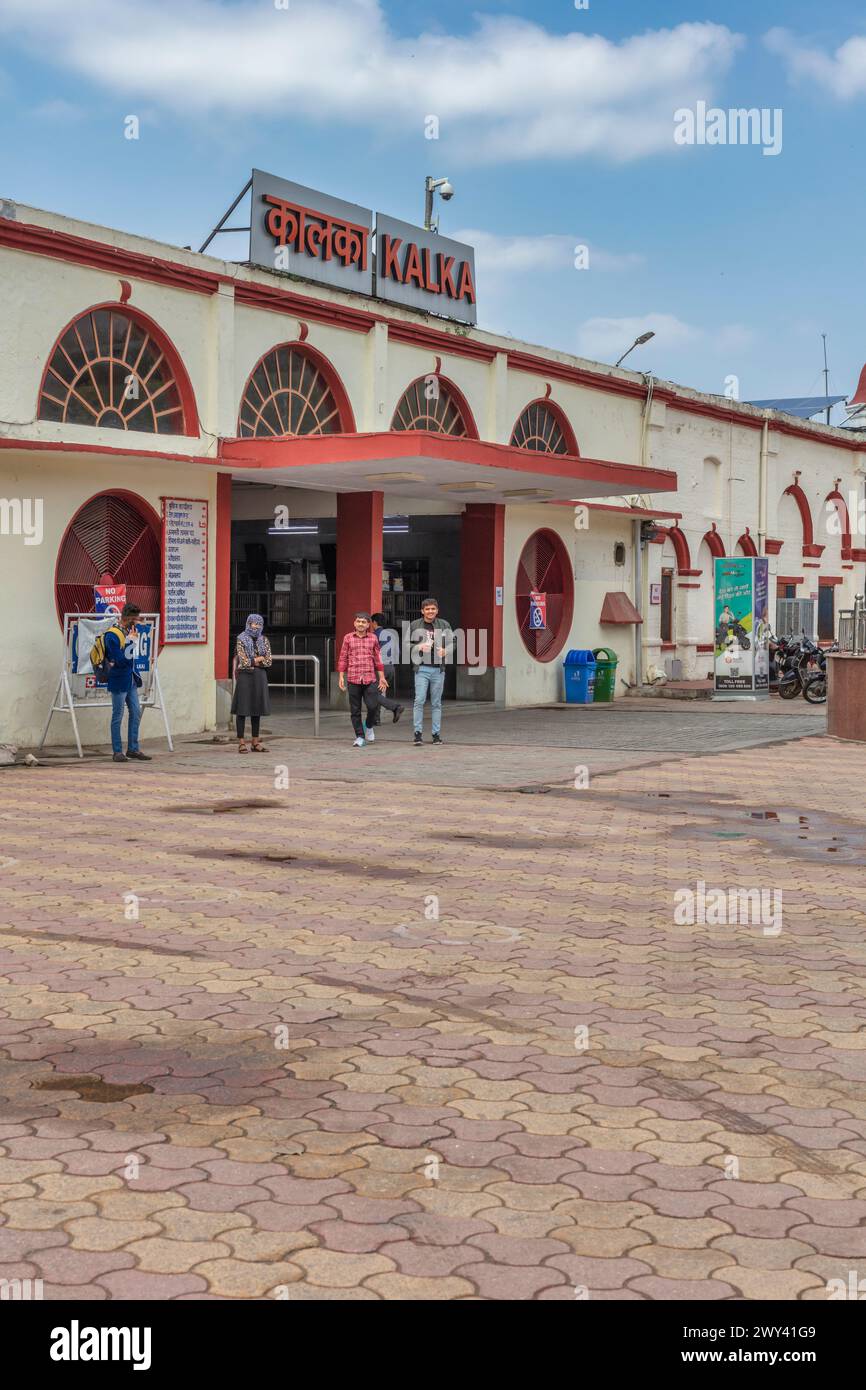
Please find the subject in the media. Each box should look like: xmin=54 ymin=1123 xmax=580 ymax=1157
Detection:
xmin=529 ymin=591 xmax=547 ymax=630
xmin=94 ymin=583 xmax=126 ymax=614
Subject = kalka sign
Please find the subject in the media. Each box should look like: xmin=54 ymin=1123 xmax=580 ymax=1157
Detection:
xmin=249 ymin=170 xmax=374 ymax=296
xmin=375 ymin=214 xmax=476 ymax=326
xmin=249 ymin=171 xmax=476 ymax=326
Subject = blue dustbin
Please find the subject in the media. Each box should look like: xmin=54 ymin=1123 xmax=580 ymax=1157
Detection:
xmin=563 ymin=650 xmax=596 ymax=704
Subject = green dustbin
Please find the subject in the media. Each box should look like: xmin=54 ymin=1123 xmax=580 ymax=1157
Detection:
xmin=592 ymin=647 xmax=618 ymax=702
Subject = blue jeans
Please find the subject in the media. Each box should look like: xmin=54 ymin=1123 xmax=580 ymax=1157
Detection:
xmin=110 ymin=685 xmax=142 ymax=754
xmin=414 ymin=667 xmax=445 ymax=734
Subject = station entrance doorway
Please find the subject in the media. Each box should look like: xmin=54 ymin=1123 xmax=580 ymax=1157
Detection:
xmin=228 ymin=488 xmax=461 ymax=705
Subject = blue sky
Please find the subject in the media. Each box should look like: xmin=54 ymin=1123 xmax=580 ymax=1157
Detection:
xmin=1 ymin=0 xmax=865 ymax=415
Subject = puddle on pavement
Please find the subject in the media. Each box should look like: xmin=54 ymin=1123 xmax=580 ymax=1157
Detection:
xmin=31 ymin=1075 xmax=154 ymax=1103
xmin=186 ymin=848 xmax=412 ymax=879
xmin=162 ymin=799 xmax=284 ymax=815
xmin=634 ymin=792 xmax=866 ymax=865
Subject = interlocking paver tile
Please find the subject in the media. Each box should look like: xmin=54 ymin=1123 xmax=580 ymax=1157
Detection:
xmin=192 ymin=1259 xmax=304 ymax=1298
xmin=290 ymin=1249 xmax=395 ymax=1286
xmin=724 ymin=1268 xmax=825 ymax=1300
xmin=456 ymin=1263 xmax=565 ymax=1299
xmin=2 ymin=721 xmax=865 ymax=1299
xmin=363 ymin=1273 xmax=474 ymax=1299
xmin=629 ymin=1275 xmax=737 ymax=1299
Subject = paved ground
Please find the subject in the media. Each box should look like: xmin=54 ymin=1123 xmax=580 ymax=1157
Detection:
xmin=3 ymin=699 xmax=865 ymax=1302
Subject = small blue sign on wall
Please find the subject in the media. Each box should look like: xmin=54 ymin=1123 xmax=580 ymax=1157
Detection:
xmin=529 ymin=591 xmax=547 ymax=630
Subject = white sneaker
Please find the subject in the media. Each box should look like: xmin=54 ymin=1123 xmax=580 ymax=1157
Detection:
xmin=353 ymin=737 xmax=365 ymax=747
xmin=365 ymin=729 xmax=375 ymax=742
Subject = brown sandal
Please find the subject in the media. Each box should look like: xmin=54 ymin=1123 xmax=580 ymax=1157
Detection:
xmin=238 ymin=739 xmax=250 ymax=753
xmin=251 ymin=739 xmax=268 ymax=752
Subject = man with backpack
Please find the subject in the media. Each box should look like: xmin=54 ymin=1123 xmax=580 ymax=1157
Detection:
xmin=101 ymin=603 xmax=151 ymax=763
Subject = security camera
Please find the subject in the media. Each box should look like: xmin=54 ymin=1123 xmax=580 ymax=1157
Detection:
xmin=439 ymin=180 xmax=454 ymax=201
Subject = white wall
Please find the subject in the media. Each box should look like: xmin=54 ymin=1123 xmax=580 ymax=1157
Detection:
xmin=503 ymin=505 xmax=637 ymax=704
xmin=0 ymin=451 xmax=217 ymax=748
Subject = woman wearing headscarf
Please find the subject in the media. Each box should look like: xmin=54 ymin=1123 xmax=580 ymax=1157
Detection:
xmin=231 ymin=613 xmax=272 ymax=752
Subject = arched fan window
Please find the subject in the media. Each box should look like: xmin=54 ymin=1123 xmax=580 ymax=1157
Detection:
xmin=391 ymin=377 xmax=473 ymax=436
xmin=515 ymin=528 xmax=574 ymax=663
xmin=55 ymin=492 xmax=161 ymax=623
xmin=238 ymin=346 xmax=349 ymax=437
xmin=38 ymin=306 xmax=193 ymax=435
xmin=510 ymin=401 xmax=577 ymax=456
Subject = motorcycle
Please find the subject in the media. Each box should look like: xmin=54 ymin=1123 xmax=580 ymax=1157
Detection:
xmin=802 ymin=639 xmax=838 ymax=705
xmin=769 ymin=633 xmax=794 ymax=690
xmin=776 ymin=632 xmax=835 ymax=702
xmin=777 ymin=633 xmax=813 ymax=699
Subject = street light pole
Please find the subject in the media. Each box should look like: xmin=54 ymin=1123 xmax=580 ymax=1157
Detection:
xmin=615 ymin=331 xmax=656 ymax=369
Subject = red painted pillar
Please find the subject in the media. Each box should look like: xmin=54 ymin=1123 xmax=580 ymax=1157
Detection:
xmin=214 ymin=472 xmax=232 ymax=679
xmin=460 ymin=503 xmax=504 ymax=668
xmin=335 ymin=492 xmax=383 ymax=664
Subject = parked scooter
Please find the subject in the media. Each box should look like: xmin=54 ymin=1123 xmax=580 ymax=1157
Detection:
xmin=802 ymin=639 xmax=838 ymax=704
xmin=769 ymin=632 xmax=794 ymax=690
xmin=776 ymin=632 xmax=835 ymax=702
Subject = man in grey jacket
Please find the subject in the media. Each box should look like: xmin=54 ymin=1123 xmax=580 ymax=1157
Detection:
xmin=409 ymin=598 xmax=454 ymax=745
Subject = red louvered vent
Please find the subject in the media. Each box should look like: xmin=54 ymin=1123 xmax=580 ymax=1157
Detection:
xmin=56 ymin=493 xmax=160 ymax=621
xmin=515 ymin=528 xmax=574 ymax=663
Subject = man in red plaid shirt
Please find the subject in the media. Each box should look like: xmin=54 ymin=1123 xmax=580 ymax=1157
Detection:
xmin=337 ymin=612 xmax=390 ymax=747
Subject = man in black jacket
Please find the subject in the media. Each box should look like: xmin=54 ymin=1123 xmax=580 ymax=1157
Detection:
xmin=409 ymin=598 xmax=454 ymax=745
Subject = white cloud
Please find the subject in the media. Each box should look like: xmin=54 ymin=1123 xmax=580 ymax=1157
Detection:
xmin=765 ymin=27 xmax=866 ymax=99
xmin=31 ymin=98 xmax=84 ymax=120
xmin=576 ymin=313 xmax=754 ymax=365
xmin=716 ymin=323 xmax=755 ymax=353
xmin=456 ymin=229 xmax=643 ymax=275
xmin=576 ymin=313 xmax=698 ymax=362
xmin=0 ymin=1 xmax=744 ymax=164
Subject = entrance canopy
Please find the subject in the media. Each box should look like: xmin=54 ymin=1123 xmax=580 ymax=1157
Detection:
xmin=218 ymin=431 xmax=678 ymax=505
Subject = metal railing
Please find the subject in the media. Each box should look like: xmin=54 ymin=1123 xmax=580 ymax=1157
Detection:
xmin=838 ymin=595 xmax=866 ymax=655
xmin=265 ymin=655 xmax=320 ymax=736
xmin=308 ymin=591 xmax=335 ymax=628
xmin=290 ymin=633 xmax=332 ymax=695
xmin=382 ymin=591 xmax=425 ymax=626
xmin=231 ymin=590 xmax=334 ymax=631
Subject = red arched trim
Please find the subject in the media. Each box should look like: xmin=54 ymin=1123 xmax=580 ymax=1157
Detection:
xmin=53 ymin=488 xmax=162 ymax=630
xmin=825 ymin=488 xmax=852 ymax=552
xmin=702 ymin=527 xmax=725 ymax=558
xmin=655 ymin=526 xmax=691 ymax=572
xmin=391 ymin=374 xmax=480 ymax=439
xmin=783 ymin=482 xmax=814 ymax=547
xmin=737 ymin=530 xmax=758 ymax=557
xmin=237 ymin=341 xmax=356 ymax=435
xmin=38 ymin=302 xmax=200 ymax=437
xmin=511 ymin=398 xmax=579 ymax=456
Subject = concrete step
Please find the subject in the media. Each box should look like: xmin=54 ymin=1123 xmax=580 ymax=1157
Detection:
xmin=625 ymin=681 xmax=713 ymax=701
